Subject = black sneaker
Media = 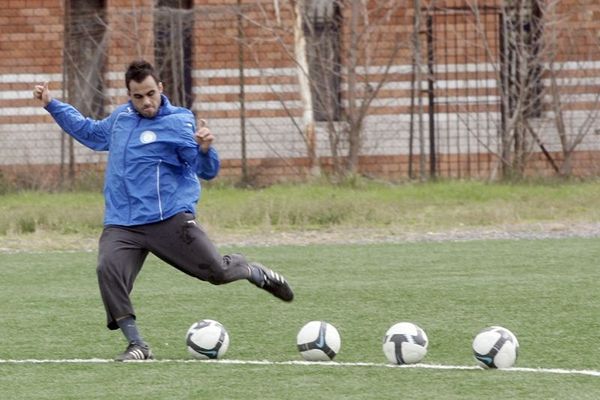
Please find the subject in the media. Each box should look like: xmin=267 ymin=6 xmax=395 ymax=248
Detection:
xmin=250 ymin=262 xmax=294 ymax=302
xmin=114 ymin=341 xmax=154 ymax=361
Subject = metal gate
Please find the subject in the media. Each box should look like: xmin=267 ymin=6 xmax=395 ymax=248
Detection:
xmin=418 ymin=5 xmax=504 ymax=179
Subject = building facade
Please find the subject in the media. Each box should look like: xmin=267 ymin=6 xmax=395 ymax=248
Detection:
xmin=1 ymin=0 xmax=599 ymax=186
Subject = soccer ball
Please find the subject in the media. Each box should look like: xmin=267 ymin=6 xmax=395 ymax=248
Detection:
xmin=382 ymin=322 xmax=428 ymax=364
xmin=296 ymin=321 xmax=341 ymax=361
xmin=472 ymin=326 xmax=519 ymax=369
xmin=186 ymin=319 xmax=230 ymax=359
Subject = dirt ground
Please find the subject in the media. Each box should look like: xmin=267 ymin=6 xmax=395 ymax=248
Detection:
xmin=1 ymin=221 xmax=599 ymax=253
xmin=210 ymin=221 xmax=600 ymax=247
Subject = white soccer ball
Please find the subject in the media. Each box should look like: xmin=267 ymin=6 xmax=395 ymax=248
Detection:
xmin=472 ymin=326 xmax=519 ymax=369
xmin=382 ymin=322 xmax=428 ymax=364
xmin=296 ymin=321 xmax=341 ymax=361
xmin=186 ymin=319 xmax=230 ymax=359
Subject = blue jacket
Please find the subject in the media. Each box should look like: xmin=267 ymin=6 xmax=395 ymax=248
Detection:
xmin=45 ymin=95 xmax=220 ymax=226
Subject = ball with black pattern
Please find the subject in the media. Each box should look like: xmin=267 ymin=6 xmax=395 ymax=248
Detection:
xmin=186 ymin=319 xmax=230 ymax=359
xmin=472 ymin=326 xmax=519 ymax=369
xmin=296 ymin=321 xmax=341 ymax=361
xmin=382 ymin=322 xmax=428 ymax=365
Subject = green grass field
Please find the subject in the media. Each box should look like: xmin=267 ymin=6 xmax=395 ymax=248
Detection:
xmin=2 ymin=238 xmax=600 ymax=399
xmin=2 ymin=180 xmax=600 ymax=237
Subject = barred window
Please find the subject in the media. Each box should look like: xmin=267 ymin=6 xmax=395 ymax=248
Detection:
xmin=154 ymin=0 xmax=194 ymax=109
xmin=503 ymin=0 xmax=544 ymax=118
xmin=304 ymin=0 xmax=342 ymax=122
xmin=66 ymin=0 xmax=107 ymax=118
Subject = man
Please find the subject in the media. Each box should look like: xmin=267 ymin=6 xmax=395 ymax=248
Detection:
xmin=32 ymin=60 xmax=293 ymax=361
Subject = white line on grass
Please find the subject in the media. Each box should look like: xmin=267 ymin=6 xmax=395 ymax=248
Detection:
xmin=1 ymin=358 xmax=599 ymax=377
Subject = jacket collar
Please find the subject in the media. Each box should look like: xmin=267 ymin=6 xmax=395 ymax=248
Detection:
xmin=128 ymin=94 xmax=174 ymax=118
xmin=157 ymin=94 xmax=174 ymax=116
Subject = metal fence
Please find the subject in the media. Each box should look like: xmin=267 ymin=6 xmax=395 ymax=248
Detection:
xmin=1 ymin=1 xmax=599 ymax=189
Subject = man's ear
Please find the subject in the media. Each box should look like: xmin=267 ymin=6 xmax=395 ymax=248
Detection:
xmin=158 ymin=82 xmax=164 ymax=93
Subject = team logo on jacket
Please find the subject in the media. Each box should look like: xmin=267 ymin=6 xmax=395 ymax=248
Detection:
xmin=140 ymin=130 xmax=157 ymax=144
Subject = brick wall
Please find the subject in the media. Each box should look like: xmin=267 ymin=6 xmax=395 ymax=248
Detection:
xmin=0 ymin=0 xmax=599 ymax=187
xmin=0 ymin=0 xmax=65 ymax=170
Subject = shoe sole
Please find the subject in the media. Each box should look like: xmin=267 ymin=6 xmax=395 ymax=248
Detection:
xmin=252 ymin=263 xmax=294 ymax=302
xmin=268 ymin=280 xmax=294 ymax=302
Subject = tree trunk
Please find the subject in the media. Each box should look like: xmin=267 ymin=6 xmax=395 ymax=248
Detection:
xmin=291 ymin=0 xmax=320 ymax=177
xmin=345 ymin=0 xmax=361 ymax=175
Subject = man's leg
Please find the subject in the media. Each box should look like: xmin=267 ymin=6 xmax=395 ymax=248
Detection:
xmin=145 ymin=212 xmax=247 ymax=282
xmin=147 ymin=212 xmax=293 ymax=301
xmin=97 ymin=226 xmax=153 ymax=360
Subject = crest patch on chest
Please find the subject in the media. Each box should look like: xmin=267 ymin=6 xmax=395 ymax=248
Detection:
xmin=140 ymin=130 xmax=157 ymax=144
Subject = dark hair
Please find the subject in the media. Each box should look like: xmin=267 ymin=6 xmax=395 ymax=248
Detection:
xmin=125 ymin=60 xmax=160 ymax=90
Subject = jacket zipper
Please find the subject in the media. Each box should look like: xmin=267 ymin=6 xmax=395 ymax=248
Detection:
xmin=156 ymin=159 xmax=164 ymax=220
xmin=123 ymin=118 xmax=141 ymax=224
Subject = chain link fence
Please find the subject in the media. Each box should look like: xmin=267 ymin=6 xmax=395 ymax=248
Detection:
xmin=1 ymin=1 xmax=599 ymax=190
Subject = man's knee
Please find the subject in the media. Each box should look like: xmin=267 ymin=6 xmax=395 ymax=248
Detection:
xmin=96 ymin=255 xmax=121 ymax=284
xmin=206 ymin=254 xmax=248 ymax=285
xmin=96 ymin=257 xmax=110 ymax=280
xmin=223 ymin=253 xmax=247 ymax=268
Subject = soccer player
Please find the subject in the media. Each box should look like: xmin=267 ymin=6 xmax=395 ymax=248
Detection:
xmin=32 ymin=60 xmax=293 ymax=361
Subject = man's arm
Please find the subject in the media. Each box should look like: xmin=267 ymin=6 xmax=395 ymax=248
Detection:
xmin=194 ymin=119 xmax=213 ymax=153
xmin=195 ymin=147 xmax=221 ymax=181
xmin=178 ymin=118 xmax=221 ymax=180
xmin=33 ymin=81 xmax=52 ymax=107
xmin=193 ymin=119 xmax=220 ymax=179
xmin=33 ymin=82 xmax=111 ymax=151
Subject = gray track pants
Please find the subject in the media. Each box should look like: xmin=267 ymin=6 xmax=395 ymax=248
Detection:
xmin=97 ymin=212 xmax=250 ymax=330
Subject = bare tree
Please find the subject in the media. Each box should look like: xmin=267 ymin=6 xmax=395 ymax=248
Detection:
xmin=540 ymin=0 xmax=600 ymax=176
xmin=410 ymin=0 xmax=427 ymax=180
xmin=453 ymin=0 xmax=599 ymax=179
xmin=64 ymin=1 xmax=108 ymax=185
xmin=247 ymin=1 xmax=413 ymax=180
xmin=290 ymin=0 xmax=320 ymax=176
xmin=154 ymin=5 xmax=195 ymax=108
xmin=323 ymin=0 xmax=411 ymax=179
xmin=59 ymin=0 xmax=600 ymax=185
